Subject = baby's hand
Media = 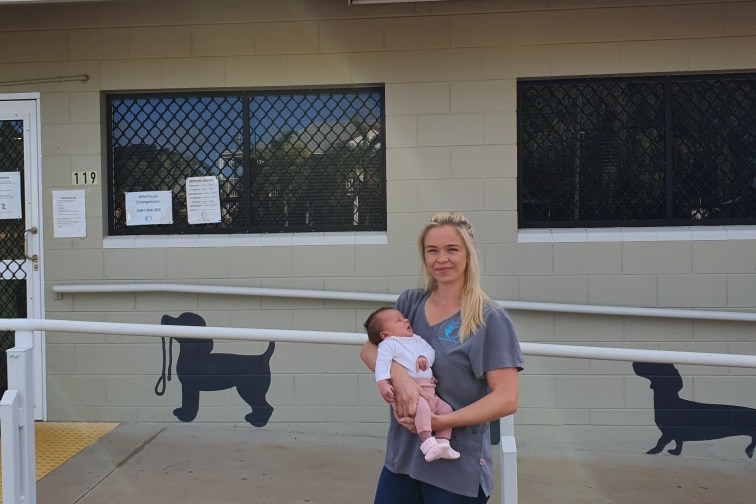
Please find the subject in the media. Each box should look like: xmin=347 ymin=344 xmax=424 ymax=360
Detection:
xmin=416 ymin=356 xmax=429 ymax=372
xmin=377 ymin=380 xmax=395 ymax=403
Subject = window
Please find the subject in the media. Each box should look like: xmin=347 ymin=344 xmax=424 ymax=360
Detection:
xmin=518 ymin=74 xmax=756 ymax=228
xmin=106 ymin=88 xmax=386 ymax=235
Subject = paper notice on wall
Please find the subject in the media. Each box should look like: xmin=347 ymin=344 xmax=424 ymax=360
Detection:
xmin=125 ymin=191 xmax=173 ymax=226
xmin=0 ymin=172 xmax=22 ymax=220
xmin=186 ymin=176 xmax=222 ymax=225
xmin=52 ymin=189 xmax=86 ymax=238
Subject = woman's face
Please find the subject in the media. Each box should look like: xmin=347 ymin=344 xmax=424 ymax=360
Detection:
xmin=423 ymin=225 xmax=467 ymax=288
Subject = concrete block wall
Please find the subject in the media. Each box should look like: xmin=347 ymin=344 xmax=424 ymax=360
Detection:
xmin=2 ymin=0 xmax=755 ymax=454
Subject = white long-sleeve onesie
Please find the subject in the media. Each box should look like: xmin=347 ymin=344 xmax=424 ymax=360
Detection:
xmin=374 ymin=334 xmax=435 ymax=382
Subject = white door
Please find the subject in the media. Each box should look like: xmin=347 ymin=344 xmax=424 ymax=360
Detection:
xmin=0 ymin=94 xmax=45 ymax=420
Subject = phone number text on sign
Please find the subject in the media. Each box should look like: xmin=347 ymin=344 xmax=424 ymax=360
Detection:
xmin=125 ymin=191 xmax=173 ymax=226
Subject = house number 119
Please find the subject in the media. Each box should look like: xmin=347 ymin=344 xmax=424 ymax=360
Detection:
xmin=71 ymin=171 xmax=99 ymax=185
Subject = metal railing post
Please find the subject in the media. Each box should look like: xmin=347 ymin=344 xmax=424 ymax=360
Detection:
xmin=500 ymin=415 xmax=517 ymax=504
xmin=1 ymin=389 xmax=22 ymax=504
xmin=5 ymin=340 xmax=37 ymax=504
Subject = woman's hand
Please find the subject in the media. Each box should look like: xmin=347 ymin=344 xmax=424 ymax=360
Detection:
xmin=430 ymin=367 xmax=520 ymax=432
xmin=390 ymin=366 xmax=421 ymax=433
xmin=361 ymin=339 xmax=421 ymax=429
xmin=390 ymin=362 xmax=421 ymax=419
xmin=393 ymin=411 xmax=418 ymax=433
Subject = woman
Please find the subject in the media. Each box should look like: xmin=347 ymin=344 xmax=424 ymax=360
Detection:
xmin=360 ymin=211 xmax=524 ymax=503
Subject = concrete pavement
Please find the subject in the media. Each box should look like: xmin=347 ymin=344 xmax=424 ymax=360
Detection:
xmin=38 ymin=423 xmax=754 ymax=504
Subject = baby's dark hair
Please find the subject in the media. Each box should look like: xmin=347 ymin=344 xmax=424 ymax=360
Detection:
xmin=364 ymin=306 xmax=395 ymax=345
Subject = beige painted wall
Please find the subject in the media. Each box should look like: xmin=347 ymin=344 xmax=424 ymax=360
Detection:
xmin=2 ymin=0 xmax=755 ymax=456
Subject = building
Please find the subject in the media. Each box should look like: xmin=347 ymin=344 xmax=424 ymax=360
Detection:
xmin=1 ymin=0 xmax=755 ymax=458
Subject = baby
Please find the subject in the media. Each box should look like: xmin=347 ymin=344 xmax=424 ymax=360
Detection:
xmin=364 ymin=307 xmax=460 ymax=462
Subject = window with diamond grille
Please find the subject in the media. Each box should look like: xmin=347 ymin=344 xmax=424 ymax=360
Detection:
xmin=0 ymin=120 xmax=26 ymax=393
xmin=518 ymin=74 xmax=756 ymax=228
xmin=107 ymin=88 xmax=386 ymax=235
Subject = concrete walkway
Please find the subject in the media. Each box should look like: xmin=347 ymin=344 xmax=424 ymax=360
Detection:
xmin=38 ymin=424 xmax=753 ymax=504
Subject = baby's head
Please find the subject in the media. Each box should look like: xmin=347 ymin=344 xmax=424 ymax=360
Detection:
xmin=364 ymin=307 xmax=413 ymax=345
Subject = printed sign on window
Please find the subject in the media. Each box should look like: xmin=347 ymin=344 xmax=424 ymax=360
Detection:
xmin=0 ymin=172 xmax=22 ymax=220
xmin=125 ymin=191 xmax=173 ymax=226
xmin=186 ymin=176 xmax=222 ymax=225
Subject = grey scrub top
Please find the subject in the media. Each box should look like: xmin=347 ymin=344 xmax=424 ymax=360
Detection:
xmin=383 ymin=288 xmax=524 ymax=498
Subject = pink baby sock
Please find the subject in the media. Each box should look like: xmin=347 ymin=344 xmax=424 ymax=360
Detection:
xmin=437 ymin=438 xmax=460 ymax=459
xmin=420 ymin=437 xmax=461 ymax=462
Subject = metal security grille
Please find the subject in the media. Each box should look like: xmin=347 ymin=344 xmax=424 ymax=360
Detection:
xmin=0 ymin=119 xmax=25 ymax=393
xmin=107 ymin=88 xmax=386 ymax=235
xmin=519 ymin=74 xmax=756 ymax=228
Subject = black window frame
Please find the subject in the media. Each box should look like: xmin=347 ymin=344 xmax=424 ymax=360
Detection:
xmin=517 ymin=73 xmax=756 ymax=229
xmin=106 ymin=86 xmax=387 ymax=236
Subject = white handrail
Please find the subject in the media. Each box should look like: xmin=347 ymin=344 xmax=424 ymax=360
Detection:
xmin=24 ymin=285 xmax=756 ymax=504
xmin=52 ymin=283 xmax=397 ymax=303
xmin=2 ymin=317 xmax=755 ymax=504
xmin=51 ymin=283 xmax=756 ymax=322
xmin=2 ymin=318 xmax=756 ymax=368
xmin=0 ymin=318 xmax=365 ymax=345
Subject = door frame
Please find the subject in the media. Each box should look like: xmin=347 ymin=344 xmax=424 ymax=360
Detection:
xmin=1 ymin=92 xmax=46 ymax=420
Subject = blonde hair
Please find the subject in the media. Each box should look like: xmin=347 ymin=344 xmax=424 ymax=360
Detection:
xmin=418 ymin=212 xmax=489 ymax=343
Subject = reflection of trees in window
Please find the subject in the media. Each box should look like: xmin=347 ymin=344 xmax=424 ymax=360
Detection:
xmin=519 ymin=75 xmax=756 ymax=227
xmin=0 ymin=121 xmax=26 ymax=258
xmin=250 ymin=92 xmax=385 ymax=232
xmin=672 ymin=79 xmax=756 ymax=220
xmin=254 ymin=129 xmax=307 ymax=229
xmin=107 ymin=89 xmax=386 ymax=235
xmin=0 ymin=121 xmax=23 ymax=171
xmin=253 ymin=120 xmax=383 ymax=231
xmin=111 ymin=143 xmax=203 ymax=231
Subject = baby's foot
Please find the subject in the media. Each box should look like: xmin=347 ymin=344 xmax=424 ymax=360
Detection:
xmin=437 ymin=438 xmax=460 ymax=459
xmin=421 ymin=437 xmax=460 ymax=462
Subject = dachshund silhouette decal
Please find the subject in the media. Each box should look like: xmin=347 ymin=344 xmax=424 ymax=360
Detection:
xmin=633 ymin=361 xmax=756 ymax=458
xmin=155 ymin=312 xmax=275 ymax=427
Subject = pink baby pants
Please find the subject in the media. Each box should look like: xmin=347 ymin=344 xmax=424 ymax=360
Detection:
xmin=413 ymin=377 xmax=453 ymax=439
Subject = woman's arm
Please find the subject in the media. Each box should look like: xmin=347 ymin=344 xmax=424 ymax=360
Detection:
xmin=359 ymin=340 xmax=379 ymax=372
xmin=431 ymin=367 xmax=519 ymax=432
xmin=359 ymin=340 xmax=421 ymax=418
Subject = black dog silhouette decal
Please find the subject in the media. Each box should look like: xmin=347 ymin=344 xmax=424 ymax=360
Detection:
xmin=633 ymin=361 xmax=756 ymax=458
xmin=155 ymin=312 xmax=275 ymax=427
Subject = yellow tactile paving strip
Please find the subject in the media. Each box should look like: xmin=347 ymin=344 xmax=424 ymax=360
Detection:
xmin=0 ymin=422 xmax=119 ymax=502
